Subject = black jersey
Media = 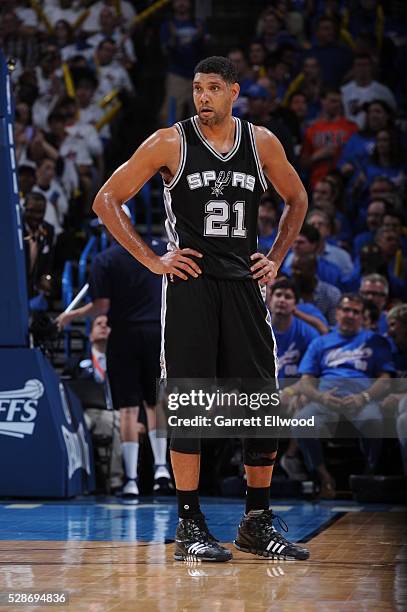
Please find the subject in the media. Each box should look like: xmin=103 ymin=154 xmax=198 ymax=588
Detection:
xmin=162 ymin=116 xmax=268 ymax=279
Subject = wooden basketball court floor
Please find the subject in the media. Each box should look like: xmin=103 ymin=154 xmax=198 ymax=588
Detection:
xmin=0 ymin=498 xmax=406 ymax=611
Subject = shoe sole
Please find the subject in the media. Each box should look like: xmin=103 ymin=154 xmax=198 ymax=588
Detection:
xmin=233 ymin=540 xmax=309 ymax=561
xmin=173 ymin=553 xmax=232 ymax=563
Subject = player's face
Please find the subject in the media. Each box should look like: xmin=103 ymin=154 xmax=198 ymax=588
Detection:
xmin=336 ymin=299 xmax=363 ymax=335
xmin=193 ymin=73 xmax=239 ymax=126
xmin=270 ymin=289 xmax=296 ymax=316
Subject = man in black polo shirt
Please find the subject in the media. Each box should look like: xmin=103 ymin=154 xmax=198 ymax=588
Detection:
xmin=57 ymin=218 xmax=172 ymax=498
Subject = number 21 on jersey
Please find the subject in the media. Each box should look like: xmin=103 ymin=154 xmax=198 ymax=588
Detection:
xmin=204 ymin=200 xmax=247 ymax=238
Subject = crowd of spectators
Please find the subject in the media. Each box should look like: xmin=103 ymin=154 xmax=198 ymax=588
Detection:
xmin=3 ymin=0 xmax=407 ymax=496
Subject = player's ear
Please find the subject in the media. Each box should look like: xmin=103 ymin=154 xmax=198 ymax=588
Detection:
xmin=231 ymin=82 xmax=240 ymax=102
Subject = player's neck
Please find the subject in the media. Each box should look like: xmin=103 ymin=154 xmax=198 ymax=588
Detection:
xmin=196 ymin=115 xmax=235 ymax=143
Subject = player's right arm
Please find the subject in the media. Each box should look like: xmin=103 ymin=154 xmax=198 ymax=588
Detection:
xmin=93 ymin=128 xmax=202 ymax=280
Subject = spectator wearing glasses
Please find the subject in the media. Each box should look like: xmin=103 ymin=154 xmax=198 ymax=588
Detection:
xmin=353 ymin=199 xmax=390 ymax=257
xmin=292 ymin=294 xmax=394 ymax=498
xmin=359 ymin=274 xmax=389 ymax=334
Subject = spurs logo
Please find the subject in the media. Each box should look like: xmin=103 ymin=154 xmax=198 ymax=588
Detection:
xmin=211 ymin=170 xmax=232 ymax=197
xmin=0 ymin=379 xmax=44 ymax=438
xmin=186 ymin=171 xmax=255 ymax=193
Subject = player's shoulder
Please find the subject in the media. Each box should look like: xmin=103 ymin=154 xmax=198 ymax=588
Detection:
xmin=146 ymin=125 xmax=180 ymax=147
xmin=252 ymin=124 xmax=285 ymax=157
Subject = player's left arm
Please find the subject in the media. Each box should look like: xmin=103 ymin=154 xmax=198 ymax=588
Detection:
xmin=251 ymin=126 xmax=308 ymax=284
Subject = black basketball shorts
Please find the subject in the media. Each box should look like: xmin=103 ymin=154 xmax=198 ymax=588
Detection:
xmin=161 ymin=275 xmax=278 ymax=453
xmin=162 ymin=275 xmax=277 ymax=379
xmin=107 ymin=322 xmax=161 ymax=409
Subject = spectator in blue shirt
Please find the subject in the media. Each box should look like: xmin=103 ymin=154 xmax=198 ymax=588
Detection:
xmin=257 ymin=193 xmax=280 ymax=255
xmin=293 ymin=293 xmax=394 ymax=498
xmin=268 ymin=279 xmax=320 ymax=380
xmin=352 ymin=198 xmax=390 ymax=257
xmin=339 ymin=99 xmax=394 ymax=181
xmin=268 ymin=278 xmax=321 ymax=481
xmin=282 ymin=223 xmax=343 ymax=287
xmin=290 ymin=252 xmax=342 ymax=325
xmin=306 ymin=16 xmax=353 ymax=88
xmin=307 ymin=209 xmax=353 ymax=276
xmin=360 ymin=273 xmax=390 ymax=334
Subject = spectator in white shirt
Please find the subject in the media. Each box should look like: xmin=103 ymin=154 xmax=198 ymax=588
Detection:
xmin=341 ymin=54 xmax=397 ymax=129
xmin=86 ymin=6 xmax=136 ymax=68
xmin=92 ymin=38 xmax=135 ymax=99
xmin=33 ymin=157 xmax=68 ymax=235
xmin=82 ymin=0 xmax=136 ymax=34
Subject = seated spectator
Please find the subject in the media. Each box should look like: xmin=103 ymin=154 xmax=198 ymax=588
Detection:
xmin=290 ymin=252 xmax=342 ymax=325
xmin=228 ymin=48 xmax=255 ymax=118
xmin=382 ymin=211 xmax=407 ymax=257
xmin=282 ymin=223 xmax=343 ymax=287
xmin=257 ymin=76 xmax=301 ymax=152
xmin=283 ymin=56 xmax=323 ymax=121
xmin=255 ymin=7 xmax=294 ymax=54
xmin=92 ymin=38 xmax=135 ymax=100
xmin=33 ymin=157 xmax=68 ymax=236
xmin=64 ymin=314 xmax=124 ymax=492
xmin=339 ymin=99 xmax=394 ymax=180
xmin=375 ymin=227 xmax=406 ymax=294
xmin=341 ymin=54 xmax=396 ymax=128
xmin=300 ymin=88 xmax=358 ymax=187
xmin=385 ymin=305 xmax=407 ymax=476
xmin=362 ymin=299 xmax=381 ymax=331
xmin=311 ymin=177 xmax=352 ymax=246
xmin=248 ymin=41 xmax=268 ymax=80
xmin=360 ymin=273 xmax=390 ymax=334
xmin=307 ymin=209 xmax=353 ymax=276
xmin=305 ymin=15 xmax=353 ymax=88
xmin=22 ymin=192 xmax=54 ymax=303
xmin=71 ymin=69 xmax=107 ymax=135
xmin=159 ymin=0 xmax=208 ymax=122
xmin=287 ymin=92 xmax=311 ymax=144
xmin=86 ymin=5 xmax=137 ymax=70
xmin=18 ymin=163 xmax=36 ymax=204
xmin=82 ymin=0 xmax=136 ymax=35
xmin=257 ymin=193 xmax=280 ymax=255
xmin=268 ymin=278 xmax=321 ymax=379
xmin=245 ymin=83 xmax=295 ymax=164
xmin=356 ymin=128 xmax=406 ymax=196
xmin=267 ymin=278 xmax=321 ymax=481
xmin=293 ymin=294 xmax=394 ymax=498
xmin=46 ymin=0 xmax=80 ymax=27
xmin=353 ymin=198 xmax=390 ymax=257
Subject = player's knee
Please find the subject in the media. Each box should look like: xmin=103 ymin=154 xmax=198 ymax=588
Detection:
xmin=243 ymin=439 xmax=278 ymax=466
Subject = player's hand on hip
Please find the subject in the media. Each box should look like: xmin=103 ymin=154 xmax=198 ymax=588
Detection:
xmin=150 ymin=248 xmax=203 ymax=280
xmin=250 ymin=253 xmax=278 ymax=284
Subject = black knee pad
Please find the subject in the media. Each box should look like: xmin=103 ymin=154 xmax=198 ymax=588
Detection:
xmin=170 ymin=436 xmax=201 ymax=454
xmin=243 ymin=438 xmax=278 ymax=466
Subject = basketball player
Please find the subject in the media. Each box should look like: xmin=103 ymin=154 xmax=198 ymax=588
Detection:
xmin=93 ymin=57 xmax=309 ymax=562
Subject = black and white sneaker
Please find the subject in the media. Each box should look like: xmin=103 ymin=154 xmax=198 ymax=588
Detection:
xmin=153 ymin=464 xmax=174 ymax=494
xmin=234 ymin=509 xmax=310 ymax=560
xmin=121 ymin=479 xmax=139 ymax=500
xmin=174 ymin=513 xmax=233 ymax=562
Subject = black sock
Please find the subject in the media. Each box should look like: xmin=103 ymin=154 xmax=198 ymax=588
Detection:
xmin=245 ymin=486 xmax=270 ymax=514
xmin=177 ymin=489 xmax=200 ymax=519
